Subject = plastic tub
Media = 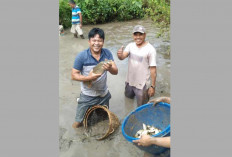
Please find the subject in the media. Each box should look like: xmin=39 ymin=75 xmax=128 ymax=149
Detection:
xmin=122 ymin=102 xmax=170 ymax=155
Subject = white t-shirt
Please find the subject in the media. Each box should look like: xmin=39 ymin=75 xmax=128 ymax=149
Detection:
xmin=124 ymin=42 xmax=157 ymax=90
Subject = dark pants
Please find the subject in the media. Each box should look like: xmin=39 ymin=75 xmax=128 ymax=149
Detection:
xmin=75 ymin=91 xmax=111 ymax=123
xmin=124 ymin=82 xmax=149 ymax=106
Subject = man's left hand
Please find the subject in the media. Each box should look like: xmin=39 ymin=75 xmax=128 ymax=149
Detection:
xmin=103 ymin=62 xmax=112 ymax=71
xmin=148 ymin=87 xmax=155 ymax=97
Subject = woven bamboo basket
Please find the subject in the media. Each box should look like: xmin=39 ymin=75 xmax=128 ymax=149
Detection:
xmin=83 ymin=105 xmax=120 ymax=140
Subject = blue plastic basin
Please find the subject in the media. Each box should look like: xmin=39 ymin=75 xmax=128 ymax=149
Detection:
xmin=121 ymin=102 xmax=170 ymax=155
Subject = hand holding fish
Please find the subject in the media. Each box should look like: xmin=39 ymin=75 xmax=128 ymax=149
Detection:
xmin=102 ymin=60 xmax=113 ymax=71
xmin=133 ymin=135 xmax=171 ymax=148
xmin=88 ymin=69 xmax=101 ymax=81
xmin=133 ymin=134 xmax=153 ymax=146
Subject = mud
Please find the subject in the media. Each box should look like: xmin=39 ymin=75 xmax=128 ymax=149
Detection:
xmin=59 ymin=19 xmax=170 ymax=157
xmin=85 ymin=109 xmax=110 ymax=139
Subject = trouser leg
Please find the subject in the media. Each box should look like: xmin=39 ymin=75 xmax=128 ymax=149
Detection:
xmin=124 ymin=82 xmax=135 ymax=99
xmin=134 ymin=85 xmax=149 ymax=107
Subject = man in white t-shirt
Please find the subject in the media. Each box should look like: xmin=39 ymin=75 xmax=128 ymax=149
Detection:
xmin=117 ymin=25 xmax=157 ymax=106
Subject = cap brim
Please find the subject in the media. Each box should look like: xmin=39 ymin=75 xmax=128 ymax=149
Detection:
xmin=133 ymin=31 xmax=145 ymax=34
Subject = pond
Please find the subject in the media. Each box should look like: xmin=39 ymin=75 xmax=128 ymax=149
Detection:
xmin=59 ymin=18 xmax=170 ymax=157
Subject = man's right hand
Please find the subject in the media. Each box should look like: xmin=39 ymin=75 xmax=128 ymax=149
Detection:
xmin=88 ymin=70 xmax=101 ymax=81
xmin=117 ymin=45 xmax=124 ymax=59
xmin=133 ymin=134 xmax=153 ymax=146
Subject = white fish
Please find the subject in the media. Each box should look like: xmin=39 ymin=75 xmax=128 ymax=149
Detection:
xmin=134 ymin=123 xmax=161 ymax=138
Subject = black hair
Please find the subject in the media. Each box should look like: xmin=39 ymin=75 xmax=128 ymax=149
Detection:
xmin=88 ymin=28 xmax=105 ymax=41
xmin=69 ymin=0 xmax=75 ymax=4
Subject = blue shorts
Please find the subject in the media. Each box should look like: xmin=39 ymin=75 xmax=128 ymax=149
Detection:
xmin=75 ymin=91 xmax=111 ymax=123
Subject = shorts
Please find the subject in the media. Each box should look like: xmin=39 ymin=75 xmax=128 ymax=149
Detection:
xmin=124 ymin=82 xmax=149 ymax=106
xmin=70 ymin=24 xmax=83 ymax=35
xmin=75 ymin=91 xmax=111 ymax=123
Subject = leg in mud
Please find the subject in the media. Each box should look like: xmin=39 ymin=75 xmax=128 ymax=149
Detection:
xmin=80 ymin=35 xmax=85 ymax=39
xmin=124 ymin=82 xmax=135 ymax=99
xmin=72 ymin=94 xmax=91 ymax=129
xmin=73 ymin=92 xmax=110 ymax=129
xmin=134 ymin=85 xmax=149 ymax=107
xmin=71 ymin=24 xmax=78 ymax=38
xmin=72 ymin=121 xmax=82 ymax=128
xmin=76 ymin=24 xmax=84 ymax=39
xmin=74 ymin=30 xmax=78 ymax=38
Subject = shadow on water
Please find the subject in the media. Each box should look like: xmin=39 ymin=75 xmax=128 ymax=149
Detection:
xmin=59 ymin=19 xmax=170 ymax=157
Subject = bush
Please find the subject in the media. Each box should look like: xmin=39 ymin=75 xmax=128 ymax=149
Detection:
xmin=59 ymin=0 xmax=144 ymax=28
xmin=142 ymin=0 xmax=170 ymax=40
xmin=59 ymin=0 xmax=72 ymax=28
xmin=59 ymin=0 xmax=170 ymax=40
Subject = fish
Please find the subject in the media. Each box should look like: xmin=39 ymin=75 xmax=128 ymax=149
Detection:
xmin=85 ymin=60 xmax=113 ymax=88
xmin=134 ymin=123 xmax=161 ymax=138
xmin=148 ymin=97 xmax=171 ymax=106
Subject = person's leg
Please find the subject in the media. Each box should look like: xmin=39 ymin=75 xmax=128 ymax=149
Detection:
xmin=72 ymin=93 xmax=94 ymax=128
xmin=71 ymin=24 xmax=78 ymax=38
xmin=72 ymin=103 xmax=89 ymax=128
xmin=98 ymin=91 xmax=111 ymax=108
xmin=74 ymin=32 xmax=78 ymax=38
xmin=76 ymin=24 xmax=84 ymax=39
xmin=134 ymin=85 xmax=149 ymax=107
xmin=124 ymin=82 xmax=135 ymax=99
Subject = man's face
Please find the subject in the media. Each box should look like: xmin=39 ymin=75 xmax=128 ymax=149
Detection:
xmin=88 ymin=34 xmax=104 ymax=54
xmin=69 ymin=3 xmax=75 ymax=8
xmin=133 ymin=32 xmax=146 ymax=46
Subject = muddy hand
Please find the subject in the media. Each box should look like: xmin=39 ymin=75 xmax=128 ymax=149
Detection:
xmin=149 ymin=97 xmax=171 ymax=106
xmin=117 ymin=45 xmax=124 ymax=57
xmin=89 ymin=69 xmax=101 ymax=81
xmin=103 ymin=61 xmax=112 ymax=71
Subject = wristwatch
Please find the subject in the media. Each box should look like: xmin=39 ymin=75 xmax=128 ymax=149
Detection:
xmin=150 ymin=85 xmax=155 ymax=89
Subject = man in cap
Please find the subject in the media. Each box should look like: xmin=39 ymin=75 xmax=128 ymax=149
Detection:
xmin=117 ymin=25 xmax=157 ymax=106
xmin=69 ymin=0 xmax=85 ymax=39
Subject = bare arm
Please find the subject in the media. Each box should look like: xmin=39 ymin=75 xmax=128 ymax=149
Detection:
xmin=71 ymin=68 xmax=101 ymax=82
xmin=78 ymin=13 xmax=83 ymax=28
xmin=133 ymin=135 xmax=170 ymax=148
xmin=148 ymin=66 xmax=157 ymax=97
xmin=117 ymin=46 xmax=129 ymax=60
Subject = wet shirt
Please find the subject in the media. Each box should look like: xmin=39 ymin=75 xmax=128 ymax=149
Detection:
xmin=72 ymin=5 xmax=81 ymax=24
xmin=73 ymin=48 xmax=114 ymax=97
xmin=124 ymin=42 xmax=157 ymax=90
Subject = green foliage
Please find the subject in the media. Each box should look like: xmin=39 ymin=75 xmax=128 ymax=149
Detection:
xmin=59 ymin=0 xmax=170 ymax=40
xmin=59 ymin=0 xmax=72 ymax=28
xmin=59 ymin=0 xmax=144 ymax=27
xmin=142 ymin=0 xmax=170 ymax=40
xmin=79 ymin=0 xmax=145 ymax=24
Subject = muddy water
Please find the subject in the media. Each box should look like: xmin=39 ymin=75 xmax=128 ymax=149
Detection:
xmin=59 ymin=19 xmax=170 ymax=157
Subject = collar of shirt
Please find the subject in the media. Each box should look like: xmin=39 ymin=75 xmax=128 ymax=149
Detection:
xmin=87 ymin=48 xmax=105 ymax=63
